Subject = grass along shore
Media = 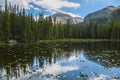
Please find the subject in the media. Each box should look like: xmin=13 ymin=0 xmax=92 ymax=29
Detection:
xmin=0 ymin=39 xmax=120 ymax=46
xmin=0 ymin=41 xmax=6 ymax=45
xmin=38 ymin=39 xmax=115 ymax=43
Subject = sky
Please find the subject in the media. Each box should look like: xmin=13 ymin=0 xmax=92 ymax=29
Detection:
xmin=0 ymin=0 xmax=120 ymax=17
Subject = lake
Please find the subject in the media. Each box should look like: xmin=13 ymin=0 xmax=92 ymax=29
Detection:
xmin=0 ymin=41 xmax=120 ymax=80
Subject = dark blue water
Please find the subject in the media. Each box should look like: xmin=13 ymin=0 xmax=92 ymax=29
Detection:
xmin=0 ymin=41 xmax=120 ymax=80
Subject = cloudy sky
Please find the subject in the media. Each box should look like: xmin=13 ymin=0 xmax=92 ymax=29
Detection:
xmin=0 ymin=0 xmax=120 ymax=17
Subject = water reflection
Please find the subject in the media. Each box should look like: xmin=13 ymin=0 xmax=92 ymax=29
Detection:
xmin=0 ymin=41 xmax=120 ymax=80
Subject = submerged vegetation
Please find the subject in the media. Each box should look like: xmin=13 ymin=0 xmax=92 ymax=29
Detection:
xmin=0 ymin=41 xmax=6 ymax=45
xmin=0 ymin=1 xmax=120 ymax=43
xmin=0 ymin=41 xmax=120 ymax=80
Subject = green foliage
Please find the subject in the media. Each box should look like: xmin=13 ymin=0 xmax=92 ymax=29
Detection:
xmin=0 ymin=41 xmax=6 ymax=45
xmin=0 ymin=3 xmax=120 ymax=43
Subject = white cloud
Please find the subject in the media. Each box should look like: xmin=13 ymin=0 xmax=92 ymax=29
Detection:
xmin=59 ymin=10 xmax=81 ymax=17
xmin=13 ymin=63 xmax=78 ymax=80
xmin=0 ymin=0 xmax=80 ymax=17
xmin=68 ymin=51 xmax=80 ymax=61
xmin=30 ymin=5 xmax=40 ymax=11
xmin=34 ymin=0 xmax=80 ymax=11
xmin=42 ymin=64 xmax=79 ymax=75
xmin=90 ymin=74 xmax=111 ymax=80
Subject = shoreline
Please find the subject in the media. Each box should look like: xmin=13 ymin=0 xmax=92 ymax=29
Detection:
xmin=0 ymin=39 xmax=120 ymax=46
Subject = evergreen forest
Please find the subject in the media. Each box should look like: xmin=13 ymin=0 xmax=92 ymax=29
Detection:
xmin=0 ymin=3 xmax=120 ymax=43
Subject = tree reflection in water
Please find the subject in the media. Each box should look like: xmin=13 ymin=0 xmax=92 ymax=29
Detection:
xmin=0 ymin=41 xmax=120 ymax=80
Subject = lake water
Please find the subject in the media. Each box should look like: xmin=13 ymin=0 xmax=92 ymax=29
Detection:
xmin=0 ymin=41 xmax=120 ymax=80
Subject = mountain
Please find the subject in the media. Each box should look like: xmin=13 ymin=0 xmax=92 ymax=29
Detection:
xmin=51 ymin=13 xmax=83 ymax=24
xmin=67 ymin=17 xmax=83 ymax=24
xmin=84 ymin=6 xmax=120 ymax=23
xmin=111 ymin=8 xmax=120 ymax=20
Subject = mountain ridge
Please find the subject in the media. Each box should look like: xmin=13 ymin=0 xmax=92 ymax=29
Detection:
xmin=84 ymin=6 xmax=120 ymax=23
xmin=50 ymin=12 xmax=83 ymax=24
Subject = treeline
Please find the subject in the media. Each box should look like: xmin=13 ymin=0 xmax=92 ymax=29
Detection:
xmin=79 ymin=19 xmax=120 ymax=39
xmin=0 ymin=6 xmax=82 ymax=42
xmin=81 ymin=8 xmax=120 ymax=39
xmin=0 ymin=4 xmax=120 ymax=43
